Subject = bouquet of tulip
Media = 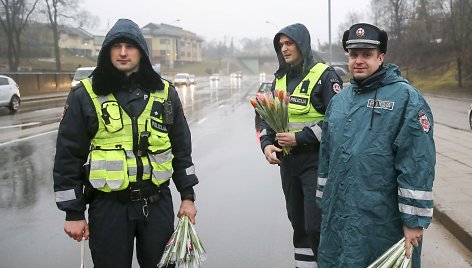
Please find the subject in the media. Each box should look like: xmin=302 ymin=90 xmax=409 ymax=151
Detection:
xmin=157 ymin=215 xmax=207 ymax=268
xmin=367 ymin=238 xmax=413 ymax=268
xmin=249 ymin=89 xmax=291 ymax=154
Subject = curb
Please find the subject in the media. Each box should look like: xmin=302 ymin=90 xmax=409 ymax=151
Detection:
xmin=433 ymin=206 xmax=472 ymax=253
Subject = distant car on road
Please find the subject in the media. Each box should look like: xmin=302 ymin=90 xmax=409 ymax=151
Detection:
xmin=0 ymin=74 xmax=21 ymax=113
xmin=189 ymin=74 xmax=196 ymax=84
xmin=71 ymin=67 xmax=95 ymax=87
xmin=174 ymin=73 xmax=191 ymax=86
xmin=230 ymin=72 xmax=243 ymax=79
xmin=468 ymin=104 xmax=472 ymax=129
xmin=256 ymin=81 xmax=272 ymax=99
xmin=209 ymin=73 xmax=219 ymax=81
xmin=255 ymin=81 xmax=273 ymax=131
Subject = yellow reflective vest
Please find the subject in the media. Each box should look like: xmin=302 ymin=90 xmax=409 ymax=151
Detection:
xmin=275 ymin=63 xmax=329 ymax=132
xmin=82 ymin=78 xmax=173 ymax=192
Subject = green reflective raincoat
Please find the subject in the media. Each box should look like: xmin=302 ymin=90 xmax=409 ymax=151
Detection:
xmin=316 ymin=64 xmax=435 ymax=268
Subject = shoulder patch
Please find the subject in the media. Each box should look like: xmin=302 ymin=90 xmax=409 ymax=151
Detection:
xmin=418 ymin=109 xmax=431 ymax=133
xmin=332 ymin=82 xmax=341 ymax=93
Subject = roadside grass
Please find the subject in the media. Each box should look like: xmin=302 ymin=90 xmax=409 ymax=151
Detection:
xmin=340 ymin=63 xmax=472 ymax=99
xmin=406 ymin=65 xmax=472 ymax=98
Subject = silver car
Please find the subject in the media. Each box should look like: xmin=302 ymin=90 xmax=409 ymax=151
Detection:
xmin=0 ymin=74 xmax=21 ymax=113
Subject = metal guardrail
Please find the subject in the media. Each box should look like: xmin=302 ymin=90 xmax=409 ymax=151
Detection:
xmin=0 ymin=72 xmax=74 ymax=95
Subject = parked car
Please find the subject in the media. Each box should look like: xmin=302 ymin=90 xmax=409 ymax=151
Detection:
xmin=0 ymin=75 xmax=21 ymax=113
xmin=468 ymin=104 xmax=472 ymax=130
xmin=209 ymin=73 xmax=219 ymax=81
xmin=173 ymin=73 xmax=191 ymax=86
xmin=71 ymin=67 xmax=95 ymax=87
xmin=255 ymin=81 xmax=273 ymax=131
xmin=189 ymin=74 xmax=196 ymax=84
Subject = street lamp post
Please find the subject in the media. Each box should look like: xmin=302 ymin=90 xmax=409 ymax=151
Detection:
xmin=265 ymin=20 xmax=279 ymax=31
xmin=166 ymin=19 xmax=181 ymax=25
xmin=328 ymin=0 xmax=332 ymax=66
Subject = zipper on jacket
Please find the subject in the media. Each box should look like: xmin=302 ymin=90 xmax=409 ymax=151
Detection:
xmin=132 ymin=116 xmax=143 ymax=181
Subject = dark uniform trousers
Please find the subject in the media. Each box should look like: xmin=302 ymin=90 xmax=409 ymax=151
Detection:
xmin=279 ymin=147 xmax=321 ymax=265
xmin=88 ymin=186 xmax=175 ymax=268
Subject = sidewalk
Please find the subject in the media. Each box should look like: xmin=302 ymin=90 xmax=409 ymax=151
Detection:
xmin=432 ymin=123 xmax=472 ymax=252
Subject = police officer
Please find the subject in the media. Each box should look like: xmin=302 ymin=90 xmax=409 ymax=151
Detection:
xmin=260 ymin=23 xmax=342 ymax=268
xmin=53 ymin=18 xmax=198 ymax=268
xmin=316 ymin=23 xmax=435 ymax=267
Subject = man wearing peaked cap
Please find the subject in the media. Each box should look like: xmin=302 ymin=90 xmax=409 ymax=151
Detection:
xmin=316 ymin=22 xmax=435 ymax=268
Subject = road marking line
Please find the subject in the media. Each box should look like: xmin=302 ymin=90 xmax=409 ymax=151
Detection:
xmin=197 ymin=118 xmax=207 ymax=124
xmin=0 ymin=130 xmax=57 ymax=147
xmin=0 ymin=122 xmax=41 ymax=129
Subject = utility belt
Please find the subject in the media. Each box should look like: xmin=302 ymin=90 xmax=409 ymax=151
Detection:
xmin=86 ymin=180 xmax=168 ymax=204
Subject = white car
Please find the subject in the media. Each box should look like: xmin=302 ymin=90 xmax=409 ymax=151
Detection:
xmin=173 ymin=73 xmax=191 ymax=86
xmin=0 ymin=75 xmax=21 ymax=113
xmin=189 ymin=74 xmax=196 ymax=84
xmin=209 ymin=73 xmax=219 ymax=81
xmin=71 ymin=67 xmax=95 ymax=87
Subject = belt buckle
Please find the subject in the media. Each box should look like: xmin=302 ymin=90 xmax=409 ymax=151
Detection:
xmin=130 ymin=189 xmax=142 ymax=201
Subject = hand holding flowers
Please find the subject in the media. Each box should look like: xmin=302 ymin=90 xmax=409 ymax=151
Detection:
xmin=158 ymin=215 xmax=206 ymax=268
xmin=367 ymin=238 xmax=413 ymax=268
xmin=249 ymin=89 xmax=291 ymax=154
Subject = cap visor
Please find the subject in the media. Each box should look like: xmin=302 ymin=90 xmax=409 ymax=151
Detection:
xmin=346 ymin=43 xmax=378 ymax=49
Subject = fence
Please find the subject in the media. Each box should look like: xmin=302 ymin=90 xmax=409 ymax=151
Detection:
xmin=0 ymin=72 xmax=74 ymax=96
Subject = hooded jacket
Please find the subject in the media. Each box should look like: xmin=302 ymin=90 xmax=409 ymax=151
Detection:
xmin=53 ymin=19 xmax=198 ymax=220
xmin=316 ymin=64 xmax=435 ymax=267
xmin=260 ymin=23 xmax=342 ymax=153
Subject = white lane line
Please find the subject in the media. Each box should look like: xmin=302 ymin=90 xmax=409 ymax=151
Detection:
xmin=0 ymin=130 xmax=57 ymax=147
xmin=197 ymin=117 xmax=207 ymax=124
xmin=0 ymin=122 xmax=41 ymax=130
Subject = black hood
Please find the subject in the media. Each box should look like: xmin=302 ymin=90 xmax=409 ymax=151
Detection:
xmin=92 ymin=18 xmax=163 ymax=95
xmin=273 ymin=23 xmax=315 ymax=78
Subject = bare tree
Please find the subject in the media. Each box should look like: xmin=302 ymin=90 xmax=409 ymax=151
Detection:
xmin=444 ymin=0 xmax=472 ymax=87
xmin=43 ymin=0 xmax=77 ymax=71
xmin=0 ymin=0 xmax=39 ymax=71
xmin=42 ymin=0 xmax=98 ymax=71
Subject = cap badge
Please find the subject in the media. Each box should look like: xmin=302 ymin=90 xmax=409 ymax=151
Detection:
xmin=356 ymin=28 xmax=365 ymax=37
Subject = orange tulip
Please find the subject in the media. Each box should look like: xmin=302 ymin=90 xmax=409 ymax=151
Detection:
xmin=260 ymin=95 xmax=267 ymax=106
xmin=249 ymin=98 xmax=258 ymax=108
xmin=278 ymin=89 xmax=285 ymax=101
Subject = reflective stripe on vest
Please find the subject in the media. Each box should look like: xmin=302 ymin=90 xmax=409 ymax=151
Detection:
xmin=82 ymin=78 xmax=174 ymax=192
xmin=275 ymin=63 xmax=329 ymax=132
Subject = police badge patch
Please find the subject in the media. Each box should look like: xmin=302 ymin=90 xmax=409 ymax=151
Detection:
xmin=418 ymin=109 xmax=431 ymax=133
xmin=332 ymin=83 xmax=341 ymax=93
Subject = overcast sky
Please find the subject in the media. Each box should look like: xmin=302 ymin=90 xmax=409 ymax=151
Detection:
xmin=82 ymin=0 xmax=371 ymax=46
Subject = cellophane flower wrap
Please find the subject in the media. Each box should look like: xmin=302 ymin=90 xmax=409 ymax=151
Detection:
xmin=249 ymin=89 xmax=291 ymax=154
xmin=157 ymin=215 xmax=207 ymax=268
xmin=367 ymin=238 xmax=413 ymax=268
